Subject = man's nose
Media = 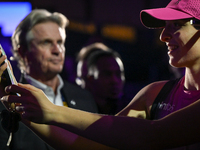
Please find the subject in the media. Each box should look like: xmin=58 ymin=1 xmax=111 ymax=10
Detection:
xmin=111 ymin=74 xmax=121 ymax=83
xmin=51 ymin=43 xmax=63 ymax=54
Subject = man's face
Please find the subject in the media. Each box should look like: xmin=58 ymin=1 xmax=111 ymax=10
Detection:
xmin=25 ymin=22 xmax=66 ymax=78
xmin=88 ymin=56 xmax=124 ymax=100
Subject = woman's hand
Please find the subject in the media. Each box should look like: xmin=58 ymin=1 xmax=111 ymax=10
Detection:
xmin=0 ymin=50 xmax=8 ymax=96
xmin=1 ymin=83 xmax=57 ymax=124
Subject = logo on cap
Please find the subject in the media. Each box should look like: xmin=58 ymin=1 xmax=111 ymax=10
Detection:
xmin=175 ymin=0 xmax=181 ymax=4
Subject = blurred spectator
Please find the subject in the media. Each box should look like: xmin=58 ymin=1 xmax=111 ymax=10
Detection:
xmin=76 ymin=42 xmax=129 ymax=114
xmin=0 ymin=9 xmax=98 ymax=150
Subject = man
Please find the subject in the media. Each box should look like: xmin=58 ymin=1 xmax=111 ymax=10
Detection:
xmin=0 ymin=9 xmax=98 ymax=150
xmin=76 ymin=43 xmax=127 ymax=114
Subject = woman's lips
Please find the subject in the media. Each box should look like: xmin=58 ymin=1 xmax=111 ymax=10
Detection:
xmin=167 ymin=44 xmax=179 ymax=55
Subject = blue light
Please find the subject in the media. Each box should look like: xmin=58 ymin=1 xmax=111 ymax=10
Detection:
xmin=0 ymin=2 xmax=32 ymax=37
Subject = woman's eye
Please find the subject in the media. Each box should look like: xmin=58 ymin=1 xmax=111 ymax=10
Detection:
xmin=173 ymin=20 xmax=190 ymax=28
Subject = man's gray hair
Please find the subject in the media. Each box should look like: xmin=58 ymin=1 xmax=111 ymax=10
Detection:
xmin=11 ymin=9 xmax=69 ymax=72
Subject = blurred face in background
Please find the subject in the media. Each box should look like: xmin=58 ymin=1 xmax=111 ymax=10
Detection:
xmin=87 ymin=56 xmax=124 ymax=100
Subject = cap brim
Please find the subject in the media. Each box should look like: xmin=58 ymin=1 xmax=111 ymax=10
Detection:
xmin=140 ymin=8 xmax=193 ymax=29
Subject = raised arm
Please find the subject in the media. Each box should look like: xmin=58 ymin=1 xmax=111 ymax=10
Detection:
xmin=23 ymin=121 xmax=116 ymax=150
xmin=1 ymin=84 xmax=156 ymax=149
xmin=2 ymin=83 xmax=200 ymax=149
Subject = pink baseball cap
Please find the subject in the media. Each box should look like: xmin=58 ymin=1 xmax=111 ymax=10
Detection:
xmin=140 ymin=0 xmax=200 ymax=28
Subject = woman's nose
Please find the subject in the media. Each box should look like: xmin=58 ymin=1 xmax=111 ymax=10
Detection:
xmin=160 ymin=27 xmax=172 ymax=42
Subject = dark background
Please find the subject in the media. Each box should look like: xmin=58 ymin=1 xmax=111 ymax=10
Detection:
xmin=0 ymin=0 xmax=184 ymax=102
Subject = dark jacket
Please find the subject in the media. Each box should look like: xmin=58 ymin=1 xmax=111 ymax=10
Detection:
xmin=0 ymin=76 xmax=98 ymax=150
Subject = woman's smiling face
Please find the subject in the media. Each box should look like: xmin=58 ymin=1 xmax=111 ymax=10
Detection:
xmin=160 ymin=19 xmax=200 ymax=69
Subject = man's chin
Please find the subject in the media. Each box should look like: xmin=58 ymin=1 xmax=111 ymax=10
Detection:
xmin=47 ymin=69 xmax=63 ymax=76
xmin=50 ymin=66 xmax=63 ymax=73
